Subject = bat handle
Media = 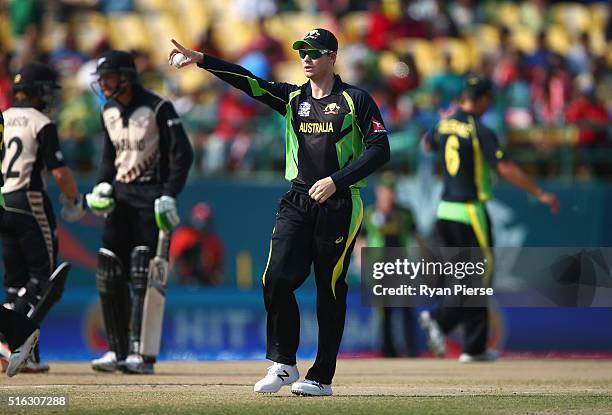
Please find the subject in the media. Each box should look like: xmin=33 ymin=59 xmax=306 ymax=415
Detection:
xmin=157 ymin=230 xmax=170 ymax=258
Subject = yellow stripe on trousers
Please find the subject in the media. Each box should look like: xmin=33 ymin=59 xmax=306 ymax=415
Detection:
xmin=466 ymin=203 xmax=493 ymax=287
xmin=331 ymin=193 xmax=363 ymax=298
xmin=261 ymin=227 xmax=274 ymax=286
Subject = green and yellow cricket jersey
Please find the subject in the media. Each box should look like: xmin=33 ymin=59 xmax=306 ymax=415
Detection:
xmin=424 ymin=109 xmax=505 ymax=229
xmin=197 ymin=55 xmax=390 ymax=190
xmin=425 ymin=109 xmax=505 ymax=203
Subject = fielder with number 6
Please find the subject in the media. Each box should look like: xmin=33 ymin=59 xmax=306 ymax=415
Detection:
xmin=86 ymin=50 xmax=193 ymax=374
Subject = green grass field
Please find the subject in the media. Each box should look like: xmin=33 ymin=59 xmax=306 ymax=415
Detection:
xmin=1 ymin=359 xmax=611 ymax=414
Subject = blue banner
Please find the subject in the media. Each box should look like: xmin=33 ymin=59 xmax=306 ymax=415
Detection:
xmin=37 ymin=288 xmax=612 ymax=361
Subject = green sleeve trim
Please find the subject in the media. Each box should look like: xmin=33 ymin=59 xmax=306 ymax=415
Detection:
xmin=341 ymin=91 xmax=366 ymax=189
xmin=0 ymin=192 xmax=4 ymax=208
xmin=284 ymin=90 xmax=302 ymax=181
xmin=207 ymin=69 xmax=286 ymax=104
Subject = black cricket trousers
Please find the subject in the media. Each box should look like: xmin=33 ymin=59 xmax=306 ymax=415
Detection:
xmin=432 ymin=206 xmax=494 ymax=355
xmin=262 ymin=185 xmax=363 ymax=385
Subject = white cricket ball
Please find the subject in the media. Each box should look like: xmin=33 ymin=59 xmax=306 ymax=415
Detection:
xmin=172 ymin=53 xmax=188 ymax=68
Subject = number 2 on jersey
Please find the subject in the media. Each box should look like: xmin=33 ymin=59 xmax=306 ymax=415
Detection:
xmin=444 ymin=134 xmax=460 ymax=177
xmin=6 ymin=137 xmax=23 ymax=179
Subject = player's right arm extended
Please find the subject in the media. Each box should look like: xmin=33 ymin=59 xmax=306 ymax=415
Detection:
xmin=196 ymin=54 xmax=296 ymax=115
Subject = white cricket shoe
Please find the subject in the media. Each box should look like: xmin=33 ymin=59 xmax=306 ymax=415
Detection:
xmin=118 ymin=353 xmax=154 ymax=374
xmin=291 ymin=379 xmax=333 ymax=396
xmin=419 ymin=310 xmax=446 ymax=357
xmin=91 ymin=351 xmax=118 ymax=372
xmin=459 ymin=349 xmax=500 ymax=363
xmin=20 ymin=355 xmax=49 ymax=374
xmin=253 ymin=362 xmax=299 ymax=393
xmin=7 ymin=329 xmax=39 ymax=377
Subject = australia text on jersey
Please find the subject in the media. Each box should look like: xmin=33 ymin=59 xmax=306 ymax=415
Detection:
xmin=298 ymin=121 xmax=334 ymax=134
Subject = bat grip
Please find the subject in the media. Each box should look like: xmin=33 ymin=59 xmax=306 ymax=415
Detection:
xmin=156 ymin=230 xmax=170 ymax=259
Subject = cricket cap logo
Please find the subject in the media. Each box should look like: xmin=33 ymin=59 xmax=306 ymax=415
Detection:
xmin=324 ymin=103 xmax=341 ymax=115
xmin=305 ymin=30 xmax=320 ymax=40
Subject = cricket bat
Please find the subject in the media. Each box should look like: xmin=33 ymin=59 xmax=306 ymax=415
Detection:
xmin=139 ymin=230 xmax=171 ymax=357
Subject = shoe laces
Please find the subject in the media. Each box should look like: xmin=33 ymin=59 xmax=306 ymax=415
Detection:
xmin=304 ymin=379 xmax=325 ymax=388
xmin=266 ymin=363 xmax=284 ymax=376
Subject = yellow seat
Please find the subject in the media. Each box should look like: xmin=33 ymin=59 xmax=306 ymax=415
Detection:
xmin=0 ymin=12 xmax=14 ymax=52
xmin=435 ymin=38 xmax=474 ymax=74
xmin=378 ymin=50 xmax=399 ymax=78
xmin=471 ymin=24 xmax=500 ymax=51
xmin=551 ymin=3 xmax=591 ymax=34
xmin=340 ymin=11 xmax=368 ymax=44
xmin=174 ymin=66 xmax=210 ymax=95
xmin=589 ymin=28 xmax=606 ymax=56
xmin=511 ymin=26 xmax=536 ymax=54
xmin=496 ymin=2 xmax=520 ymax=27
xmin=589 ymin=3 xmax=610 ymax=29
xmin=107 ymin=13 xmax=150 ymax=52
xmin=143 ymin=12 xmax=189 ymax=64
xmin=213 ymin=18 xmax=258 ymax=58
xmin=174 ymin=0 xmax=210 ymax=42
xmin=69 ymin=12 xmax=108 ymax=54
xmin=390 ymin=39 xmax=440 ymax=79
xmin=547 ymin=24 xmax=571 ymax=55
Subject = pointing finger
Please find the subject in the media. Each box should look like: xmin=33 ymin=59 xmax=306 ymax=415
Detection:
xmin=171 ymin=39 xmax=187 ymax=53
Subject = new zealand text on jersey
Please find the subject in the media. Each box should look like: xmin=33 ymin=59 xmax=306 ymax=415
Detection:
xmin=299 ymin=121 xmax=334 ymax=134
xmin=115 ymin=138 xmax=146 ymax=152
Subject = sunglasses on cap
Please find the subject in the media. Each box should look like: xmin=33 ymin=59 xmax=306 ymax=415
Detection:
xmin=298 ymin=49 xmax=333 ymax=59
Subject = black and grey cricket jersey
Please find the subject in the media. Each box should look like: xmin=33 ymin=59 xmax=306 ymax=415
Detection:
xmin=1 ymin=103 xmax=66 ymax=194
xmin=97 ymin=85 xmax=193 ymax=202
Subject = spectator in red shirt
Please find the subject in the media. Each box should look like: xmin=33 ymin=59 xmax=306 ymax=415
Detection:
xmin=365 ymin=0 xmax=393 ymax=50
xmin=170 ymin=202 xmax=224 ymax=286
xmin=565 ymin=89 xmax=609 ymax=147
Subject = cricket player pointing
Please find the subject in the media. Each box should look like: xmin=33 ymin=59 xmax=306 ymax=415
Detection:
xmin=87 ymin=50 xmax=193 ymax=374
xmin=170 ymin=28 xmax=390 ymax=396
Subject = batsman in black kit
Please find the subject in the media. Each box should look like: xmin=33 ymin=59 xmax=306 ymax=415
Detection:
xmin=170 ymin=28 xmax=390 ymax=395
xmin=86 ymin=50 xmax=193 ymax=374
xmin=0 ymin=102 xmax=41 ymax=378
xmin=0 ymin=62 xmax=85 ymax=373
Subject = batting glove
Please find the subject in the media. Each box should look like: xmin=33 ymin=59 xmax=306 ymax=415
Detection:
xmin=154 ymin=195 xmax=180 ymax=232
xmin=86 ymin=182 xmax=115 ymax=216
xmin=60 ymin=192 xmax=86 ymax=222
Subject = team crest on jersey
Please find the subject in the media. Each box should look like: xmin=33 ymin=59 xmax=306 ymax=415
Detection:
xmin=324 ymin=103 xmax=341 ymax=115
xmin=371 ymin=117 xmax=387 ymax=133
xmin=298 ymin=102 xmax=311 ymax=117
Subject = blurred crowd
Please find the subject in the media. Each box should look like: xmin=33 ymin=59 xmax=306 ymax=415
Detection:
xmin=0 ymin=0 xmax=609 ymax=179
